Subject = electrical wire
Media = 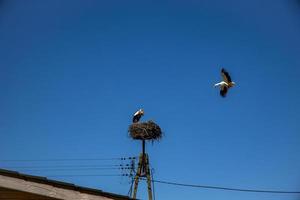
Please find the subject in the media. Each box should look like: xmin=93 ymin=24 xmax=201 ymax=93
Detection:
xmin=0 ymin=157 xmax=137 ymax=162
xmin=15 ymin=167 xmax=133 ymax=172
xmin=0 ymin=164 xmax=124 ymax=169
xmin=4 ymin=158 xmax=299 ymax=195
xmin=137 ymin=177 xmax=300 ymax=194
xmin=47 ymin=174 xmax=127 ymax=177
xmin=127 ymin=178 xmax=134 ymax=197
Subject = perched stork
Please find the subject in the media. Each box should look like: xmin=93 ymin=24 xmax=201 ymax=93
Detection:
xmin=214 ymin=68 xmax=236 ymax=97
xmin=132 ymin=109 xmax=144 ymax=123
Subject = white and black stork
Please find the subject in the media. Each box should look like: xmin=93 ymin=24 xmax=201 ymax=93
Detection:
xmin=214 ymin=68 xmax=236 ymax=97
xmin=132 ymin=109 xmax=144 ymax=123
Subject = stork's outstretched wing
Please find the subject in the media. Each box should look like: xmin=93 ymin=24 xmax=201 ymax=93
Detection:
xmin=221 ymin=68 xmax=232 ymax=83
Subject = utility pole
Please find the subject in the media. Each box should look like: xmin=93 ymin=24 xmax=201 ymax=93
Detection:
xmin=132 ymin=140 xmax=153 ymax=200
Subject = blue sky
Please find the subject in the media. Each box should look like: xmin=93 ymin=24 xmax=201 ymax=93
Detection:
xmin=1 ymin=0 xmax=300 ymax=199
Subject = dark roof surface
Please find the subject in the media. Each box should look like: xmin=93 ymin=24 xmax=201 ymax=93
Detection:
xmin=0 ymin=168 xmax=133 ymax=200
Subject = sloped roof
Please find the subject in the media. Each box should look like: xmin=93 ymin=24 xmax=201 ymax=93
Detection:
xmin=0 ymin=168 xmax=133 ymax=200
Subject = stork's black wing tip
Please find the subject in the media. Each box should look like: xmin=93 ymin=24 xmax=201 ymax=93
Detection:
xmin=220 ymin=92 xmax=226 ymax=97
xmin=220 ymin=87 xmax=228 ymax=97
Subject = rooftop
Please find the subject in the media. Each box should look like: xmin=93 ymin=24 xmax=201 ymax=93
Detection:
xmin=0 ymin=168 xmax=133 ymax=200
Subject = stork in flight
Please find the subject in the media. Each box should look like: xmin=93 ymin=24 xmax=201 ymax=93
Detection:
xmin=214 ymin=68 xmax=236 ymax=97
xmin=132 ymin=109 xmax=144 ymax=123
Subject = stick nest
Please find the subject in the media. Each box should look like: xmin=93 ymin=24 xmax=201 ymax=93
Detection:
xmin=129 ymin=120 xmax=162 ymax=141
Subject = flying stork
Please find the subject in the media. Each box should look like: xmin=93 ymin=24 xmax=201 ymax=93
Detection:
xmin=132 ymin=109 xmax=144 ymax=123
xmin=214 ymin=68 xmax=236 ymax=97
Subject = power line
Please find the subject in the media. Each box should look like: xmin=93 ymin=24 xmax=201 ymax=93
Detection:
xmin=137 ymin=177 xmax=300 ymax=194
xmin=0 ymin=164 xmax=124 ymax=169
xmin=47 ymin=174 xmax=126 ymax=177
xmin=0 ymin=157 xmax=137 ymax=162
xmin=16 ymin=167 xmax=133 ymax=172
xmin=5 ymin=160 xmax=299 ymax=195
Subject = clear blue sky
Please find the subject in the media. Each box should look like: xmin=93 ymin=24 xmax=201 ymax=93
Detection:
xmin=1 ymin=1 xmax=300 ymax=199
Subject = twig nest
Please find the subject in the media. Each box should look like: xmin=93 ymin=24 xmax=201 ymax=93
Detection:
xmin=129 ymin=120 xmax=162 ymax=141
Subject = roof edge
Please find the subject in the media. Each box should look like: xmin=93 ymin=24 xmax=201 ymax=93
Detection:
xmin=0 ymin=168 xmax=133 ymax=200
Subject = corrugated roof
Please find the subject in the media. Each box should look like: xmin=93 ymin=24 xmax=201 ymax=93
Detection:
xmin=0 ymin=168 xmax=133 ymax=200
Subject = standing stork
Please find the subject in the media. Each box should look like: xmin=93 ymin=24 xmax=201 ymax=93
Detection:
xmin=214 ymin=68 xmax=236 ymax=97
xmin=132 ymin=109 xmax=144 ymax=123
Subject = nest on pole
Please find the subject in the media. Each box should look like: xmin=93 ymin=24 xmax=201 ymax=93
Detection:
xmin=129 ymin=120 xmax=162 ymax=141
